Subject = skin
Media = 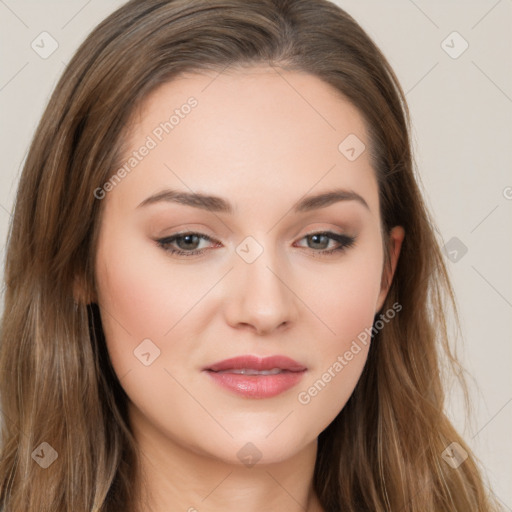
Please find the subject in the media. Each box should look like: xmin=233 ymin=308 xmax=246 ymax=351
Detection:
xmin=92 ymin=66 xmax=404 ymax=512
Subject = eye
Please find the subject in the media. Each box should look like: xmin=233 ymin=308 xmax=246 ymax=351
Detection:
xmin=156 ymin=231 xmax=356 ymax=257
xmin=156 ymin=232 xmax=219 ymax=256
xmin=294 ymin=231 xmax=356 ymax=256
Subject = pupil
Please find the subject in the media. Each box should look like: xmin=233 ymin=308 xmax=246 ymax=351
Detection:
xmin=180 ymin=235 xmax=199 ymax=249
xmin=310 ymin=234 xmax=327 ymax=249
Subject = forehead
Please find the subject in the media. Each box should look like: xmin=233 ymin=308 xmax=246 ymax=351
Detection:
xmin=130 ymin=65 xmax=370 ymax=151
xmin=110 ymin=66 xmax=378 ymax=216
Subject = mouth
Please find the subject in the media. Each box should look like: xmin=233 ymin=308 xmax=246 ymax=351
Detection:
xmin=203 ymin=354 xmax=307 ymax=373
xmin=211 ymin=368 xmax=294 ymax=375
xmin=202 ymin=355 xmax=307 ymax=399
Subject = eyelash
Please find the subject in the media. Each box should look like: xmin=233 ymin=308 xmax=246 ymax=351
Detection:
xmin=156 ymin=231 xmax=356 ymax=258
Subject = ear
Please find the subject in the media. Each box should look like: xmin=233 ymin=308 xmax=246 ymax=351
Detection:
xmin=375 ymin=225 xmax=405 ymax=313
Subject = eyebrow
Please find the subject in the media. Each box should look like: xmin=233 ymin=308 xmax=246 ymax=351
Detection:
xmin=137 ymin=187 xmax=369 ymax=213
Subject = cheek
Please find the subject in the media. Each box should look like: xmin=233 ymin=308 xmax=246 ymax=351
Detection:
xmin=293 ymin=289 xmax=375 ymax=438
xmin=94 ymin=225 xmax=228 ymax=409
xmin=302 ymin=238 xmax=383 ymax=351
xmin=94 ymin=227 xmax=171 ymax=380
xmin=311 ymin=262 xmax=380 ymax=337
xmin=95 ymin=228 xmax=209 ymax=345
xmin=292 ymin=245 xmax=383 ymax=432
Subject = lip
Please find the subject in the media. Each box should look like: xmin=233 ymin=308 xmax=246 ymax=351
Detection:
xmin=203 ymin=354 xmax=307 ymax=372
xmin=202 ymin=355 xmax=307 ymax=399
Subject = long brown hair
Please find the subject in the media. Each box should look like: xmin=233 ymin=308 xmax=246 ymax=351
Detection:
xmin=0 ymin=0 xmax=500 ymax=510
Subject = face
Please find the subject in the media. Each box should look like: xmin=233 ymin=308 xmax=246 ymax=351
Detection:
xmin=94 ymin=66 xmax=403 ymax=465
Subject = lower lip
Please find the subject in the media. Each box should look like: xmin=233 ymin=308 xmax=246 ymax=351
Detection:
xmin=204 ymin=370 xmax=306 ymax=399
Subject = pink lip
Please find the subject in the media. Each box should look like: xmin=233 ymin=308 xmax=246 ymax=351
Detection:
xmin=203 ymin=355 xmax=307 ymax=372
xmin=202 ymin=355 xmax=307 ymax=399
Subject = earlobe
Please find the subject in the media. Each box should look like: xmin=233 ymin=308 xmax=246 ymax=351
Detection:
xmin=376 ymin=226 xmax=405 ymax=312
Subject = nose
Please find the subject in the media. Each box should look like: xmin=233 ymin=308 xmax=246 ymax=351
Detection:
xmin=223 ymin=246 xmax=299 ymax=336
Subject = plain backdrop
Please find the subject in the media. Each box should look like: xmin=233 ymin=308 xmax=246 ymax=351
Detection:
xmin=0 ymin=0 xmax=511 ymax=509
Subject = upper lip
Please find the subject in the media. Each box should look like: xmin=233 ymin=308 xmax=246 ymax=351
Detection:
xmin=203 ymin=355 xmax=307 ymax=372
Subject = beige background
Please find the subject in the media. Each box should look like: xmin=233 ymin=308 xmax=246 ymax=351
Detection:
xmin=0 ymin=0 xmax=511 ymax=508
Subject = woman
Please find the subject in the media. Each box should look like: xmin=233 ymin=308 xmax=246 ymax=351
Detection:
xmin=0 ymin=0 xmax=500 ymax=510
